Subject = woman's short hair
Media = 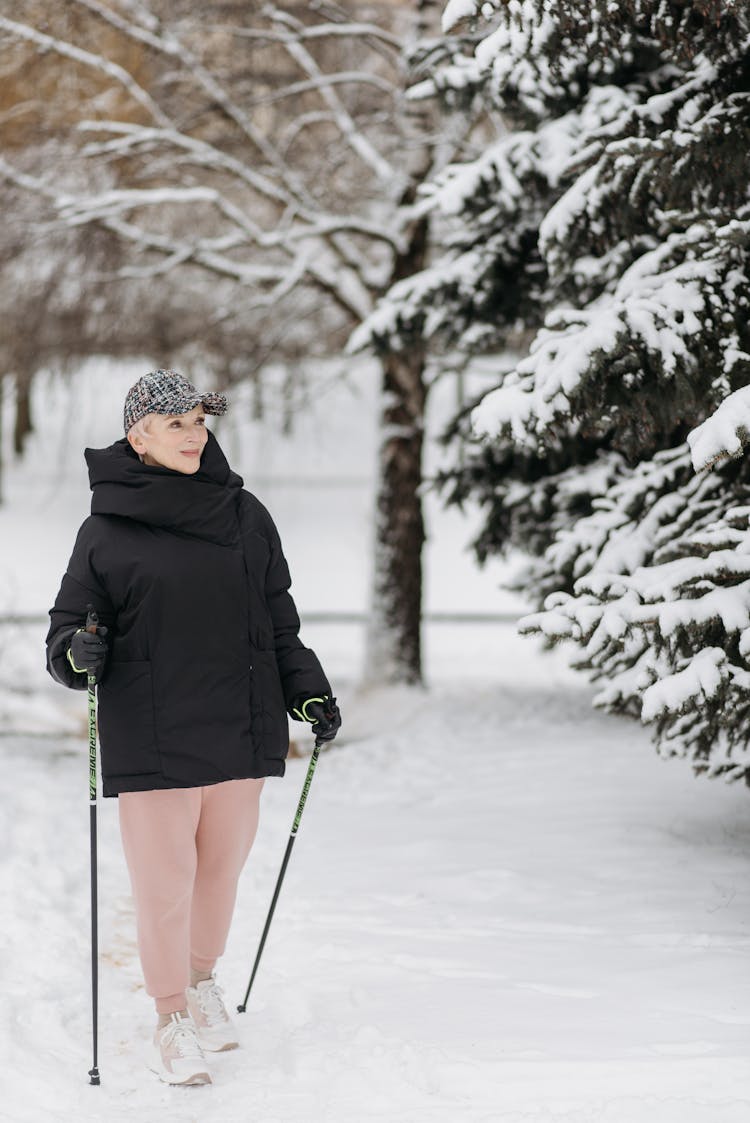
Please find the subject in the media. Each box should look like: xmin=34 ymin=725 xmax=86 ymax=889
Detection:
xmin=127 ymin=414 xmax=157 ymax=442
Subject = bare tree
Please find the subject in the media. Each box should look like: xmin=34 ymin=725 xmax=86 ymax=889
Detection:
xmin=0 ymin=0 xmax=481 ymax=684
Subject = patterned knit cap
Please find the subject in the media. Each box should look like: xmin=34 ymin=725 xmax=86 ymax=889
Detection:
xmin=123 ymin=369 xmax=228 ymax=434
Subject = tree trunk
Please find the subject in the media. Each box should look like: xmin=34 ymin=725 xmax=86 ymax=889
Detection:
xmin=363 ymin=0 xmax=439 ymax=685
xmin=0 ymin=374 xmax=4 ymax=505
xmin=365 ymin=344 xmax=428 ymax=684
xmin=13 ymin=368 xmax=33 ymax=457
xmin=364 ymin=210 xmax=430 ymax=685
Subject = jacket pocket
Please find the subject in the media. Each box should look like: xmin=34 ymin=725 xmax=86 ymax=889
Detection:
xmin=97 ymin=660 xmax=160 ymax=778
xmin=251 ymin=649 xmax=289 ymax=760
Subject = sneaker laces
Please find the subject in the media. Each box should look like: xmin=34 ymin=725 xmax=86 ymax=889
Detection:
xmin=195 ymin=980 xmax=230 ymax=1027
xmin=160 ymin=1017 xmax=204 ymax=1059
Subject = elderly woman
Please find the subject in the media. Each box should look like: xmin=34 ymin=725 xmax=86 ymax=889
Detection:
xmin=45 ymin=368 xmax=341 ymax=1086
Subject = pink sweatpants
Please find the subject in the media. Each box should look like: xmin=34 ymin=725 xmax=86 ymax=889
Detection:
xmin=118 ymin=778 xmax=265 ymax=1014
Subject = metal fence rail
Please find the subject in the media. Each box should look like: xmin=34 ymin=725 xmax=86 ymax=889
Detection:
xmin=1 ymin=610 xmax=523 ymax=626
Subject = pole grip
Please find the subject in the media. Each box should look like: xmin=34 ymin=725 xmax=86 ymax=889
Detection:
xmin=85 ymin=605 xmax=99 ymax=802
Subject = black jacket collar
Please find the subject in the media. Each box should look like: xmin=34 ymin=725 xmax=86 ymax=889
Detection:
xmin=85 ymin=429 xmax=244 ymax=546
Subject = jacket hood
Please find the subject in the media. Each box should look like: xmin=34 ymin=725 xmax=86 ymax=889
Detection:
xmin=84 ymin=429 xmax=245 ymax=547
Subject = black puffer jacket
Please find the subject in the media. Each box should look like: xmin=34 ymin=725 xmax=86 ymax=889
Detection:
xmin=45 ymin=429 xmax=331 ymax=797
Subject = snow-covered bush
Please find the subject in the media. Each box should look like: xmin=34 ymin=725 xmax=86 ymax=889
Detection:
xmin=351 ymin=0 xmax=750 ymax=784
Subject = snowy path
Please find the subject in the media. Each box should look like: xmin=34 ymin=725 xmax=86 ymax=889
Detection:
xmin=2 ymin=640 xmax=749 ymax=1122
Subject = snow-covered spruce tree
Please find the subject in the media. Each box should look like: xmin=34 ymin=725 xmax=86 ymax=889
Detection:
xmin=350 ymin=0 xmax=750 ymax=783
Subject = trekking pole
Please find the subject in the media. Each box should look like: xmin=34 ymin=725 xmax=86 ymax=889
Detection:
xmin=237 ymin=736 xmax=324 ymax=1013
xmin=84 ymin=605 xmax=101 ymax=1086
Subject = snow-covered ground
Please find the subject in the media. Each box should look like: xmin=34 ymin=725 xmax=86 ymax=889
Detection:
xmin=3 ymin=659 xmax=749 ymax=1122
xmin=1 ymin=360 xmax=749 ymax=1120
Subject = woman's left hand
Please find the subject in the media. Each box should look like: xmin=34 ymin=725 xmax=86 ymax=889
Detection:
xmin=294 ymin=695 xmax=342 ymax=742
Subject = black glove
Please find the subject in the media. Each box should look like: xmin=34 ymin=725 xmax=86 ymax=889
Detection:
xmin=292 ymin=694 xmax=341 ymax=743
xmin=68 ymin=625 xmax=109 ymax=683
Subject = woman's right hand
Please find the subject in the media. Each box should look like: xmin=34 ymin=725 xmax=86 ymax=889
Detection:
xmin=68 ymin=625 xmax=109 ymax=682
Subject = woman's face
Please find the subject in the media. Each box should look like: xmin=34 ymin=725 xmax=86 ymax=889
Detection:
xmin=127 ymin=404 xmax=209 ymax=474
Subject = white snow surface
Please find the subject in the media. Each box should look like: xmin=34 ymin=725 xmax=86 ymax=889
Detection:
xmin=3 ymin=650 xmax=750 ymax=1121
xmin=688 ymin=384 xmax=750 ymax=472
xmin=442 ymin=0 xmax=479 ymax=33
xmin=1 ymin=360 xmax=749 ymax=1120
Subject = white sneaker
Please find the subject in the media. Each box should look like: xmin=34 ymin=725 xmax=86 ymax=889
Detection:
xmin=186 ymin=976 xmax=240 ymax=1052
xmin=148 ymin=1012 xmax=212 ymax=1085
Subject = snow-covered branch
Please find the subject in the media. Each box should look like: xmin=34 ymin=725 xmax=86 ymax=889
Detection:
xmin=244 ymin=71 xmax=398 ymax=107
xmin=76 ymin=121 xmax=298 ymax=211
xmin=442 ymin=0 xmax=481 ymax=34
xmin=69 ymin=0 xmax=316 ymax=213
xmin=265 ymin=5 xmax=396 ymax=182
xmin=688 ymin=385 xmax=750 ymax=473
xmin=0 ymin=15 xmax=172 ymax=128
xmin=101 ymin=214 xmax=371 ymax=319
xmin=72 ymin=0 xmax=182 ymax=57
xmin=0 ymin=155 xmax=372 ymax=320
xmin=45 ymin=2 xmax=410 ymax=297
xmin=75 ymin=123 xmax=405 ymax=252
xmin=57 ymin=185 xmax=264 ymax=242
xmin=471 ymin=220 xmax=747 ymax=446
xmin=199 ymin=20 xmax=402 ymax=48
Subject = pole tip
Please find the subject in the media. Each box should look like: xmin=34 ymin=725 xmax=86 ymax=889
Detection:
xmin=88 ymin=1067 xmax=100 ymax=1085
xmin=236 ymin=1003 xmax=246 ymax=1014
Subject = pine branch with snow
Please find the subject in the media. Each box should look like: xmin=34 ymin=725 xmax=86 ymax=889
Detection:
xmin=518 ymin=447 xmax=750 ymax=783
